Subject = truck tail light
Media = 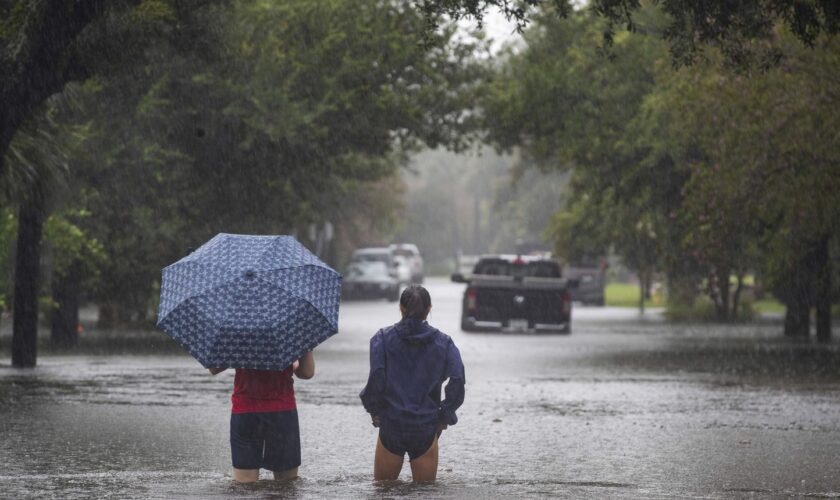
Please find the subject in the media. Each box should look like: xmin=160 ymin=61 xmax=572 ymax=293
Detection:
xmin=466 ymin=287 xmax=478 ymax=311
xmin=561 ymin=290 xmax=571 ymax=315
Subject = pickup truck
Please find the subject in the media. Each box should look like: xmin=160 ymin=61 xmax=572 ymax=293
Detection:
xmin=451 ymin=255 xmax=573 ymax=333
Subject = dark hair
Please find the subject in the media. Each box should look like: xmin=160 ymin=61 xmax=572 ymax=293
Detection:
xmin=400 ymin=285 xmax=431 ymax=320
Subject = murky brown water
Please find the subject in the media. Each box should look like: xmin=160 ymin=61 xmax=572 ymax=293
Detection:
xmin=2 ymin=278 xmax=839 ymax=498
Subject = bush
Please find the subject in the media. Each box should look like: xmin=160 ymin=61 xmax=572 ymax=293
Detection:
xmin=665 ymin=296 xmax=756 ymax=322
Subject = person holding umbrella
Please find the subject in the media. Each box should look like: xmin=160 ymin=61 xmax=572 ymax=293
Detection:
xmin=360 ymin=285 xmax=465 ymax=482
xmin=157 ymin=234 xmax=342 ymax=483
xmin=209 ymin=351 xmax=314 ymax=482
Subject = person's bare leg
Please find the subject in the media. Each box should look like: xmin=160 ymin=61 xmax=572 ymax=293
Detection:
xmin=409 ymin=437 xmax=438 ymax=482
xmin=373 ymin=436 xmax=404 ymax=481
xmin=272 ymin=467 xmax=298 ymax=481
xmin=233 ymin=468 xmax=259 ymax=483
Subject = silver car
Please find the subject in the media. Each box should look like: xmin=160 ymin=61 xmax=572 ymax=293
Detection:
xmin=342 ymin=260 xmax=400 ymax=301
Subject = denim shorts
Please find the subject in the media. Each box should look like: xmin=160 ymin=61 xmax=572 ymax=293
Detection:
xmin=230 ymin=410 xmax=301 ymax=471
xmin=378 ymin=419 xmax=438 ymax=461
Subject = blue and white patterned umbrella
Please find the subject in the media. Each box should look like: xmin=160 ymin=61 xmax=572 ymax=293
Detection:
xmin=156 ymin=233 xmax=341 ymax=370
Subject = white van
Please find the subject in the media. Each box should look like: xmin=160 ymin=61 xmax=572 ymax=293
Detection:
xmin=389 ymin=243 xmax=424 ymax=284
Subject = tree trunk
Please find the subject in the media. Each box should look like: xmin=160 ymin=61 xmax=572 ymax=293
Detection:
xmin=98 ymin=302 xmax=116 ymax=329
xmin=783 ymin=295 xmax=810 ymax=337
xmin=133 ymin=303 xmax=147 ymax=323
xmin=12 ymin=197 xmax=45 ymax=367
xmin=50 ymin=264 xmax=81 ymax=347
xmin=638 ymin=270 xmax=646 ymax=315
xmin=0 ymin=112 xmax=25 ymax=185
xmin=815 ymin=234 xmax=831 ymax=342
xmin=731 ymin=273 xmax=744 ymax=320
xmin=718 ymin=268 xmax=730 ymax=322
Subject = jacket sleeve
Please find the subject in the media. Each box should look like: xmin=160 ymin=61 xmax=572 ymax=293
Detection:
xmin=438 ymin=339 xmax=465 ymax=426
xmin=359 ymin=332 xmax=386 ymax=416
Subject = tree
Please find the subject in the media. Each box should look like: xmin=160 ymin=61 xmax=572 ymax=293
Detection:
xmin=484 ymin=7 xmax=685 ymax=309
xmin=2 ymin=0 xmax=487 ymax=365
xmin=2 ymin=0 xmax=219 ymax=366
xmin=44 ymin=211 xmax=105 ymax=346
xmin=70 ymin=0 xmax=484 ymax=322
xmin=3 ymin=91 xmax=89 ymax=364
xmin=421 ymin=0 xmax=840 ymax=66
xmin=0 ymin=0 xmax=219 ymax=179
xmin=658 ymin=32 xmax=840 ymax=335
xmin=486 ymin=3 xmax=840 ymax=331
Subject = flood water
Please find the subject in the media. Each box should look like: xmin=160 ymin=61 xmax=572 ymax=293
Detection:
xmin=2 ymin=278 xmax=840 ymax=498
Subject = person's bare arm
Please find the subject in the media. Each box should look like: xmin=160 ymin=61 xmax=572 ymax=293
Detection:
xmin=208 ymin=367 xmax=227 ymax=375
xmin=294 ymin=351 xmax=315 ymax=379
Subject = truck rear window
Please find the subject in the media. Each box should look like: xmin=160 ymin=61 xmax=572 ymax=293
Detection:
xmin=473 ymin=259 xmax=561 ymax=278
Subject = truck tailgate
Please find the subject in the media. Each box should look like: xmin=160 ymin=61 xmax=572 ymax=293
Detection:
xmin=469 ymin=276 xmax=570 ymax=326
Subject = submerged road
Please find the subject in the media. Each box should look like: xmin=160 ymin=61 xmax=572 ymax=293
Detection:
xmin=1 ymin=277 xmax=839 ymax=498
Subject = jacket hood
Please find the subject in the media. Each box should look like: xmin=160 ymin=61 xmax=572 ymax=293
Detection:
xmin=395 ymin=318 xmax=436 ymax=343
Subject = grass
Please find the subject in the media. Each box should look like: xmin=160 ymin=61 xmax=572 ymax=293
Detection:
xmin=604 ymin=283 xmax=662 ymax=308
xmin=751 ymin=300 xmax=840 ymax=317
xmin=753 ymin=299 xmax=786 ymax=314
xmin=606 ymin=285 xmax=838 ymax=320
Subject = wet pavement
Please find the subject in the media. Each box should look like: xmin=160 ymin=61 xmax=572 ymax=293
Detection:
xmin=1 ymin=277 xmax=840 ymax=499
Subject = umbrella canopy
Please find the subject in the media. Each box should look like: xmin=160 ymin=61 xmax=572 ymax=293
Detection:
xmin=157 ymin=233 xmax=341 ymax=370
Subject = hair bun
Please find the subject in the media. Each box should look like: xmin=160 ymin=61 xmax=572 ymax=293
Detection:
xmin=400 ymin=285 xmax=431 ymax=320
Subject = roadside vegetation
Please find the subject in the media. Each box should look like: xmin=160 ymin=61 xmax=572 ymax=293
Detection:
xmin=481 ymin=6 xmax=840 ymax=337
xmin=1 ymin=1 xmax=485 ymax=363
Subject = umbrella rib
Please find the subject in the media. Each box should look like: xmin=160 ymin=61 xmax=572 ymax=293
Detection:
xmin=158 ymin=262 xmax=244 ymax=322
xmin=252 ymin=274 xmax=339 ymax=330
xmin=263 ymin=236 xmax=333 ymax=271
xmin=160 ymin=295 xmax=221 ymax=367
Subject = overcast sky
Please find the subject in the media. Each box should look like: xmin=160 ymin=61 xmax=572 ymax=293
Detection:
xmin=460 ymin=7 xmax=523 ymax=54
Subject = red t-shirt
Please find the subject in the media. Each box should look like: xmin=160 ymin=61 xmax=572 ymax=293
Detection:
xmin=231 ymin=366 xmax=296 ymax=414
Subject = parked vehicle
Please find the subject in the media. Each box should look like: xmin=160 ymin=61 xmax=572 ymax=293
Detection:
xmin=564 ymin=261 xmax=607 ymax=306
xmin=392 ymin=255 xmax=412 ymax=285
xmin=350 ymin=247 xmax=397 ymax=268
xmin=451 ymin=255 xmax=574 ymax=333
xmin=389 ymin=243 xmax=424 ymax=284
xmin=455 ymin=252 xmax=479 ymax=280
xmin=342 ymin=259 xmax=400 ymax=301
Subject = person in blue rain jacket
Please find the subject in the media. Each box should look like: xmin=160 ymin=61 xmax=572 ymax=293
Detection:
xmin=360 ymin=284 xmax=465 ymax=482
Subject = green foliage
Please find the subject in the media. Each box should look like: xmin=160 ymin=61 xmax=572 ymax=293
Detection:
xmin=44 ymin=210 xmax=106 ymax=281
xmin=486 ymin=6 xmax=673 ymax=286
xmin=657 ymin=31 xmax=840 ymax=310
xmin=0 ymin=1 xmax=27 ymax=41
xmin=2 ymin=93 xmax=91 ymax=204
xmin=1 ymin=0 xmax=486 ymax=322
xmin=132 ymin=0 xmax=177 ymax=23
xmin=422 ymin=0 xmax=840 ymax=67
xmin=485 ymin=6 xmax=840 ymax=323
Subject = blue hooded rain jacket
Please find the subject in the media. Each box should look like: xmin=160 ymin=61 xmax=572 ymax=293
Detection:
xmin=360 ymin=318 xmax=465 ymax=428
